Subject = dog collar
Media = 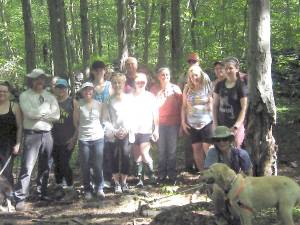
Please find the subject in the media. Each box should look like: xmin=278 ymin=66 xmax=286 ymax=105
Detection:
xmin=224 ymin=175 xmax=238 ymax=194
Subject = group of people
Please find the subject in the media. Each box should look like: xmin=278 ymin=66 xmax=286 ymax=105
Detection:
xmin=0 ymin=52 xmax=252 ymax=212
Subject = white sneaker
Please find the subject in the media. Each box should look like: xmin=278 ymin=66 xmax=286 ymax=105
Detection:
xmin=96 ymin=190 xmax=105 ymax=199
xmin=114 ymin=184 xmax=122 ymax=194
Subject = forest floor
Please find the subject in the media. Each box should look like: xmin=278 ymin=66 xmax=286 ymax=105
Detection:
xmin=1 ymin=97 xmax=300 ymax=225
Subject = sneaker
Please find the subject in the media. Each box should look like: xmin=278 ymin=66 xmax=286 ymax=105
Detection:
xmin=103 ymin=181 xmax=111 ymax=189
xmin=114 ymin=184 xmax=122 ymax=194
xmin=121 ymin=183 xmax=129 ymax=193
xmin=36 ymin=185 xmax=42 ymax=194
xmin=84 ymin=191 xmax=92 ymax=200
xmin=15 ymin=201 xmax=26 ymax=211
xmin=136 ymin=179 xmax=144 ymax=188
xmin=96 ymin=190 xmax=105 ymax=199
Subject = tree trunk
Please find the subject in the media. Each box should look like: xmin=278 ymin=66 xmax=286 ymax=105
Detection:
xmin=21 ymin=0 xmax=36 ymax=73
xmin=127 ymin=0 xmax=137 ymax=56
xmin=170 ymin=0 xmax=183 ymax=78
xmin=47 ymin=0 xmax=68 ymax=78
xmin=157 ymin=1 xmax=168 ymax=69
xmin=117 ymin=0 xmax=128 ymax=72
xmin=80 ymin=0 xmax=90 ymax=73
xmin=142 ymin=0 xmax=156 ymax=65
xmin=246 ymin=0 xmax=277 ymax=176
xmin=69 ymin=0 xmax=79 ymax=64
xmin=0 ymin=1 xmax=14 ymax=58
xmin=189 ymin=0 xmax=198 ymax=50
xmin=96 ymin=0 xmax=103 ymax=56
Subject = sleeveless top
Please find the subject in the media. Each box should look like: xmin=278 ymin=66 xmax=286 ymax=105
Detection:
xmin=186 ymin=86 xmax=212 ymax=130
xmin=52 ymin=97 xmax=76 ymax=145
xmin=0 ymin=101 xmax=17 ymax=145
xmin=93 ymin=81 xmax=111 ymax=103
xmin=78 ymin=99 xmax=104 ymax=141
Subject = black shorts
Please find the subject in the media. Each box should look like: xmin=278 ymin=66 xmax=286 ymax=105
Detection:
xmin=189 ymin=122 xmax=213 ymax=144
xmin=134 ymin=133 xmax=152 ymax=145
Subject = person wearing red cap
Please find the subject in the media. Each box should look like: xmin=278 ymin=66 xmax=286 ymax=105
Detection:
xmin=186 ymin=52 xmax=200 ymax=66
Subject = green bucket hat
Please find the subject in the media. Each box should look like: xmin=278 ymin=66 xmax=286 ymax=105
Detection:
xmin=211 ymin=126 xmax=234 ymax=140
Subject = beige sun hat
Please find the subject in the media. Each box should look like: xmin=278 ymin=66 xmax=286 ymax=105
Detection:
xmin=80 ymin=81 xmax=94 ymax=90
xmin=211 ymin=126 xmax=234 ymax=140
xmin=26 ymin=68 xmax=50 ymax=79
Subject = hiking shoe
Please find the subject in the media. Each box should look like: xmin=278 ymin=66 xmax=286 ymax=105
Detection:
xmin=114 ymin=184 xmax=122 ymax=194
xmin=96 ymin=190 xmax=105 ymax=199
xmin=121 ymin=183 xmax=129 ymax=193
xmin=136 ymin=179 xmax=144 ymax=188
xmin=103 ymin=181 xmax=111 ymax=189
xmin=15 ymin=201 xmax=25 ymax=211
xmin=84 ymin=191 xmax=92 ymax=200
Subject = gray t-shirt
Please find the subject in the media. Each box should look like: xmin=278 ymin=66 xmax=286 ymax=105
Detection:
xmin=204 ymin=147 xmax=252 ymax=174
xmin=78 ymin=99 xmax=104 ymax=141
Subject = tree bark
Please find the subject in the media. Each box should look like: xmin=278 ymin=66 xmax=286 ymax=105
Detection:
xmin=127 ymin=0 xmax=137 ymax=56
xmin=141 ymin=0 xmax=156 ymax=65
xmin=0 ymin=1 xmax=14 ymax=58
xmin=69 ymin=0 xmax=80 ymax=64
xmin=189 ymin=0 xmax=198 ymax=50
xmin=157 ymin=1 xmax=168 ymax=69
xmin=170 ymin=0 xmax=183 ymax=77
xmin=246 ymin=0 xmax=277 ymax=176
xmin=47 ymin=0 xmax=68 ymax=78
xmin=80 ymin=0 xmax=90 ymax=72
xmin=117 ymin=0 xmax=128 ymax=72
xmin=21 ymin=0 xmax=36 ymax=73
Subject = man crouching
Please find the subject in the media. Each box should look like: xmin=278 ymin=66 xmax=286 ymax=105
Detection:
xmin=202 ymin=126 xmax=252 ymax=225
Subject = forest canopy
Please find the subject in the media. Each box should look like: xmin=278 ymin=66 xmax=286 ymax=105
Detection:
xmin=0 ymin=0 xmax=299 ymax=84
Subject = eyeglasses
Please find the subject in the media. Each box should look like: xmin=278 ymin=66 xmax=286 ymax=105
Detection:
xmin=215 ymin=138 xmax=230 ymax=142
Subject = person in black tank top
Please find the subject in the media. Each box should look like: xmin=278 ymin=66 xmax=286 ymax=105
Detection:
xmin=0 ymin=81 xmax=23 ymax=185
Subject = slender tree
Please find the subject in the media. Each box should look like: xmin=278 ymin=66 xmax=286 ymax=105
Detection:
xmin=80 ymin=0 xmax=90 ymax=72
xmin=189 ymin=0 xmax=198 ymax=50
xmin=117 ymin=0 xmax=128 ymax=71
xmin=127 ymin=0 xmax=137 ymax=55
xmin=170 ymin=0 xmax=183 ymax=77
xmin=47 ymin=0 xmax=68 ymax=78
xmin=246 ymin=0 xmax=277 ymax=176
xmin=157 ymin=1 xmax=168 ymax=69
xmin=21 ymin=0 xmax=36 ymax=72
xmin=141 ymin=0 xmax=156 ymax=65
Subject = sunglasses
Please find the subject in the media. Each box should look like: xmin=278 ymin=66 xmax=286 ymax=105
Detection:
xmin=215 ymin=137 xmax=230 ymax=142
xmin=187 ymin=59 xmax=198 ymax=64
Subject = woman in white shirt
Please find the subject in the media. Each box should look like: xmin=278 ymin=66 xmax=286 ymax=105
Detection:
xmin=131 ymin=72 xmax=159 ymax=187
xmin=73 ymin=82 xmax=106 ymax=200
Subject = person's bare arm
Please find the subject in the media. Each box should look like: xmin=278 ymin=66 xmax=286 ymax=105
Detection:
xmin=232 ymin=97 xmax=248 ymax=130
xmin=12 ymin=103 xmax=23 ymax=155
xmin=212 ymin=92 xmax=220 ymax=129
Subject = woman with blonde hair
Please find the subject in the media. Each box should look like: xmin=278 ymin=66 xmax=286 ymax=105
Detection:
xmin=181 ymin=65 xmax=213 ymax=171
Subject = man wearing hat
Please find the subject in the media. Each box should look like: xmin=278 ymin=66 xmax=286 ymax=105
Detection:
xmin=204 ymin=126 xmax=252 ymax=225
xmin=14 ymin=69 xmax=60 ymax=211
xmin=204 ymin=126 xmax=252 ymax=175
xmin=52 ymin=79 xmax=77 ymax=189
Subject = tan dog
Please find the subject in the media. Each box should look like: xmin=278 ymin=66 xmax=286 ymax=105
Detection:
xmin=200 ymin=163 xmax=300 ymax=225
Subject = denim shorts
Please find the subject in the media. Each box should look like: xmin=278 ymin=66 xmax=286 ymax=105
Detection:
xmin=134 ymin=133 xmax=152 ymax=145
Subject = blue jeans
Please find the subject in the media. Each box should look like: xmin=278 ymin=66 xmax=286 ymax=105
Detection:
xmin=158 ymin=125 xmax=179 ymax=179
xmin=79 ymin=139 xmax=104 ymax=192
